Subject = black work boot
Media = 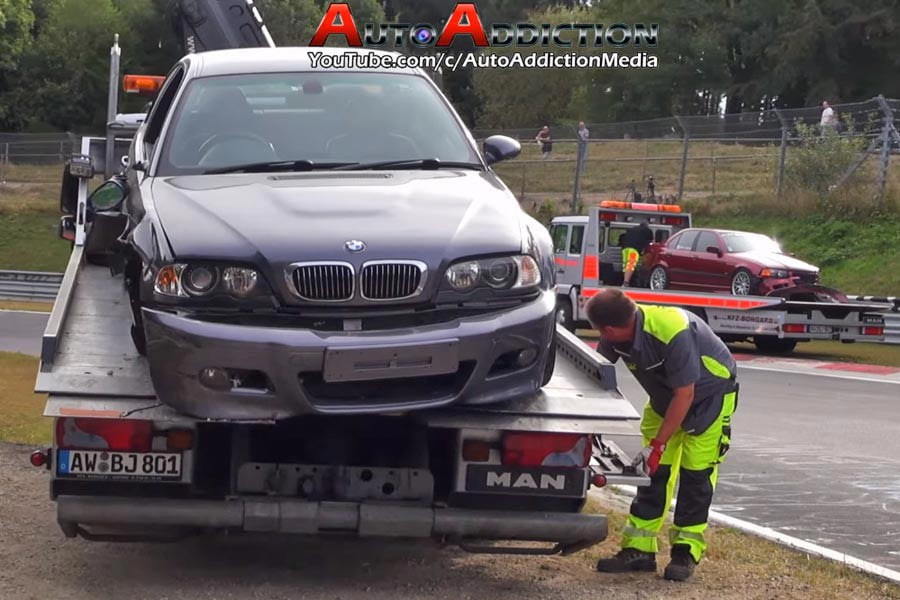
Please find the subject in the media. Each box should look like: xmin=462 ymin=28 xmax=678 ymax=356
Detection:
xmin=596 ymin=548 xmax=656 ymax=573
xmin=663 ymin=544 xmax=697 ymax=581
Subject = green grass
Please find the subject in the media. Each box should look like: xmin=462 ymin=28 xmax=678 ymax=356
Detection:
xmin=0 ymin=352 xmax=50 ymax=445
xmin=690 ymin=214 xmax=900 ymax=296
xmin=0 ymin=178 xmax=71 ymax=272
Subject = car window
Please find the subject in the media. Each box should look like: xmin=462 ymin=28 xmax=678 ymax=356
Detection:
xmin=674 ymin=230 xmax=699 ymax=250
xmin=721 ymin=232 xmax=782 ymax=253
xmin=157 ymin=72 xmax=479 ymax=175
xmin=695 ymin=231 xmax=720 ymax=252
xmin=608 ymin=227 xmax=629 ymax=247
xmin=143 ymin=67 xmax=185 ymax=148
xmin=568 ymin=225 xmax=585 ymax=255
xmin=551 ymin=225 xmax=569 ymax=253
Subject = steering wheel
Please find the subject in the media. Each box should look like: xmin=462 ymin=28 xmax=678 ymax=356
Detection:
xmin=197 ymin=132 xmax=274 ymax=159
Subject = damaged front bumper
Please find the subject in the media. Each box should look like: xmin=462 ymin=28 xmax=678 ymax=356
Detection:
xmin=141 ymin=290 xmax=556 ymax=420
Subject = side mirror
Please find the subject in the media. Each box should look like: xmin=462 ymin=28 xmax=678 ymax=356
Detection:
xmin=706 ymin=246 xmax=723 ymax=257
xmin=59 ymin=215 xmax=76 ymax=242
xmin=88 ymin=178 xmax=127 ymax=212
xmin=483 ymin=135 xmax=521 ymax=165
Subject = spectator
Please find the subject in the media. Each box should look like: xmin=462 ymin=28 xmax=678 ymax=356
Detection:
xmin=820 ymin=101 xmax=837 ymax=133
xmin=577 ymin=121 xmax=590 ymax=170
xmin=535 ymin=125 xmax=552 ymax=160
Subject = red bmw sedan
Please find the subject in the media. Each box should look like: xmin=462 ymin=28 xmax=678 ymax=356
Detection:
xmin=641 ymin=228 xmax=820 ymax=295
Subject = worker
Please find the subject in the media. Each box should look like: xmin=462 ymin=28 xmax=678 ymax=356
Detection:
xmin=586 ymin=288 xmax=738 ymax=581
xmin=618 ymin=221 xmax=653 ymax=287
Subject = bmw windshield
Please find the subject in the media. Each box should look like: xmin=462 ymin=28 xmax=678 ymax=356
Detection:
xmin=157 ymin=72 xmax=481 ymax=175
xmin=721 ymin=232 xmax=783 ymax=254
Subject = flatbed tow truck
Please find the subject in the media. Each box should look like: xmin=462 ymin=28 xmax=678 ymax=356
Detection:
xmin=551 ymin=202 xmax=892 ymax=354
xmin=28 ymin=1 xmax=648 ymax=553
xmin=33 ymin=187 xmax=647 ymax=550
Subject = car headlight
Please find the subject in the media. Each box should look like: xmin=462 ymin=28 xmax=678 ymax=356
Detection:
xmin=760 ymin=268 xmax=789 ymax=278
xmin=222 ymin=267 xmax=258 ymax=297
xmin=445 ymin=255 xmax=542 ymax=292
xmin=154 ymin=263 xmax=261 ymax=298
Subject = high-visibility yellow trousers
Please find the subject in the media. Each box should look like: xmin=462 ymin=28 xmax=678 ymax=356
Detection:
xmin=621 ymin=390 xmax=736 ymax=563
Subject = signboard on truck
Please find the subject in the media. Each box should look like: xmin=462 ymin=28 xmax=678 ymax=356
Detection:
xmin=707 ymin=308 xmax=784 ymax=334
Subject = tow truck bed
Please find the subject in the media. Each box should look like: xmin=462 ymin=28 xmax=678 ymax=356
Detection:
xmin=37 ymin=248 xmax=639 ymax=432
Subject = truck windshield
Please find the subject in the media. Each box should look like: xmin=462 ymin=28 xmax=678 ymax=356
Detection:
xmin=157 ymin=72 xmax=480 ymax=175
xmin=721 ymin=232 xmax=782 ymax=254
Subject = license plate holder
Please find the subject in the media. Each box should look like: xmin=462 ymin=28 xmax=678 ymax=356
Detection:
xmin=323 ymin=340 xmax=459 ymax=383
xmin=56 ymin=450 xmax=182 ymax=481
xmin=465 ymin=465 xmax=587 ymax=497
xmin=808 ymin=325 xmax=833 ymax=334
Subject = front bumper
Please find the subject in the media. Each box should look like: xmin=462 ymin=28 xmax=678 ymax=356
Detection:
xmin=142 ymin=290 xmax=556 ymax=419
xmin=57 ymin=495 xmax=606 ymax=554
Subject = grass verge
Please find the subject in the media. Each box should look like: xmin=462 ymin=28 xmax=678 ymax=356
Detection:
xmin=583 ymin=495 xmax=900 ymax=599
xmin=0 ymin=352 xmax=49 ymax=445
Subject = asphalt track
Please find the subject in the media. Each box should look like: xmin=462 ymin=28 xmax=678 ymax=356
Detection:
xmin=2 ymin=309 xmax=899 ymax=569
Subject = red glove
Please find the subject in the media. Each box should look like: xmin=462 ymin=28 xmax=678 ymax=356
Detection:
xmin=632 ymin=439 xmax=666 ymax=476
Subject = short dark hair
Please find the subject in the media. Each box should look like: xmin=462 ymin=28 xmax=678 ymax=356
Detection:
xmin=585 ymin=288 xmax=637 ymax=328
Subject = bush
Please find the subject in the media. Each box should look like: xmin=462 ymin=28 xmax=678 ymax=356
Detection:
xmin=785 ymin=117 xmax=872 ymax=194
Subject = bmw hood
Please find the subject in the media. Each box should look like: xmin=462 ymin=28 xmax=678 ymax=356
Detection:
xmin=149 ymin=170 xmax=534 ymax=300
xmin=735 ymin=252 xmax=819 ymax=273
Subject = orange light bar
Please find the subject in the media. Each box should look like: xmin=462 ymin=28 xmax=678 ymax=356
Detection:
xmin=123 ymin=74 xmax=165 ymax=95
xmin=598 ymin=200 xmax=682 ymax=213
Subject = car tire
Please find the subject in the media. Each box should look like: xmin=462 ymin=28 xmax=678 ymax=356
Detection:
xmin=753 ymin=335 xmax=797 ymax=354
xmin=556 ymin=297 xmax=575 ymax=332
xmin=130 ymin=323 xmax=147 ymax=356
xmin=541 ymin=338 xmax=556 ymax=387
xmin=731 ymin=268 xmax=755 ymax=296
xmin=649 ymin=266 xmax=669 ymax=290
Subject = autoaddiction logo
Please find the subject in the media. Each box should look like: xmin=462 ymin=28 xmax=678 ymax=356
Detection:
xmin=309 ymin=3 xmax=658 ymax=51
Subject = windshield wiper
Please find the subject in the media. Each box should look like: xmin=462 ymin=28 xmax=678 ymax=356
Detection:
xmin=204 ymin=160 xmax=358 ymax=175
xmin=333 ymin=158 xmax=483 ymax=171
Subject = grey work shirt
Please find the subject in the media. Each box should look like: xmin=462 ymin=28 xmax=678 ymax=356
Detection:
xmin=598 ymin=305 xmax=737 ymax=434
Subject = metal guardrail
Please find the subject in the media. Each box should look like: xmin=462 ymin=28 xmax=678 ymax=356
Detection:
xmin=2 ymin=268 xmax=900 ymax=345
xmin=0 ymin=270 xmax=63 ymax=302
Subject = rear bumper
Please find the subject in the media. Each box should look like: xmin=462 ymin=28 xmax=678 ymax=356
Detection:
xmin=57 ymin=495 xmax=606 ymax=553
xmin=141 ymin=290 xmax=556 ymax=420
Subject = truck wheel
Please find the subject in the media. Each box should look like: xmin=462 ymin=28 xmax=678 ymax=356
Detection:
xmin=731 ymin=268 xmax=754 ymax=296
xmin=556 ymin=297 xmax=575 ymax=332
xmin=649 ymin=266 xmax=668 ymax=290
xmin=753 ymin=336 xmax=797 ymax=354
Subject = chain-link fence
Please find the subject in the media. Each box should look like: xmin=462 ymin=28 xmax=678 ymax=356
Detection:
xmin=0 ymin=132 xmax=80 ymax=183
xmin=476 ymin=96 xmax=900 ymax=212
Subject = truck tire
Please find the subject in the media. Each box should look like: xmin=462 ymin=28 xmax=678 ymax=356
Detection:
xmin=753 ymin=335 xmax=797 ymax=354
xmin=649 ymin=266 xmax=668 ymax=290
xmin=731 ymin=268 xmax=754 ymax=296
xmin=556 ymin=297 xmax=575 ymax=332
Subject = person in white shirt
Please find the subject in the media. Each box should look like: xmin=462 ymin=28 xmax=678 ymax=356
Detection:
xmin=820 ymin=101 xmax=836 ymax=132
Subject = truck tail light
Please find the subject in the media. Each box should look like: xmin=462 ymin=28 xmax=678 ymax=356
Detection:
xmin=782 ymin=324 xmax=806 ymax=333
xmin=502 ymin=432 xmax=591 ymax=468
xmin=56 ymin=418 xmax=152 ymax=452
xmin=462 ymin=439 xmax=492 ymax=462
xmin=862 ymin=326 xmax=883 ymax=336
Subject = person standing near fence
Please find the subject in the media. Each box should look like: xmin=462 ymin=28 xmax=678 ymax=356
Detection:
xmin=577 ymin=121 xmax=590 ymax=170
xmin=820 ymin=101 xmax=837 ymax=134
xmin=536 ymin=125 xmax=552 ymax=160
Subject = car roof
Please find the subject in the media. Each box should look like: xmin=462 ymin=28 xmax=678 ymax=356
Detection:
xmin=675 ymin=228 xmax=767 ymax=236
xmin=184 ymin=47 xmax=420 ymax=78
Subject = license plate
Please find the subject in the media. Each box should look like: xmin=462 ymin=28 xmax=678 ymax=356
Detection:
xmin=57 ymin=450 xmax=182 ymax=481
xmin=808 ymin=325 xmax=833 ymax=334
xmin=465 ymin=465 xmax=587 ymax=497
xmin=323 ymin=340 xmax=459 ymax=383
